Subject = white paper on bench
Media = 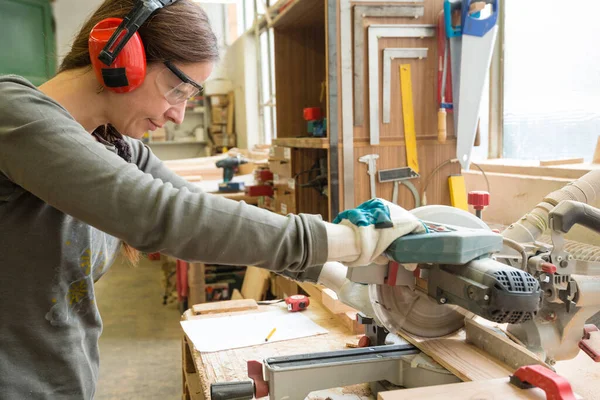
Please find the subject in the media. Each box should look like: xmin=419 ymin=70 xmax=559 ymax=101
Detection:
xmin=180 ymin=309 xmax=328 ymax=353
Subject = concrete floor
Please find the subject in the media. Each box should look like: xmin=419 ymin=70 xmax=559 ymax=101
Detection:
xmin=94 ymin=256 xmax=182 ymax=400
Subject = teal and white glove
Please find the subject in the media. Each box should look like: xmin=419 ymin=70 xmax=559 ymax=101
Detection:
xmin=325 ymin=199 xmax=425 ymax=267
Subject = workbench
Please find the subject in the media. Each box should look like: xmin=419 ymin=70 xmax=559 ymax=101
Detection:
xmin=181 ymin=301 xmax=373 ymax=400
xmin=211 ymin=190 xmax=259 ymax=205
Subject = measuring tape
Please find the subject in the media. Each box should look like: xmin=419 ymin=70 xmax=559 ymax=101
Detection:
xmin=285 ymin=295 xmax=310 ymax=312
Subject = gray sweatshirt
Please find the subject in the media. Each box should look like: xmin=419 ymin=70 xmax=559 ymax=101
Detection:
xmin=0 ymin=75 xmax=327 ymax=399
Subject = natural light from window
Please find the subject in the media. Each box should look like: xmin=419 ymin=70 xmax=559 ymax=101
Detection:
xmin=503 ymin=0 xmax=600 ymax=162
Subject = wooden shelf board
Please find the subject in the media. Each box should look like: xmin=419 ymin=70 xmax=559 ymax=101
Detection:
xmin=269 ymin=0 xmax=324 ymax=29
xmin=272 ymin=137 xmax=329 ymax=149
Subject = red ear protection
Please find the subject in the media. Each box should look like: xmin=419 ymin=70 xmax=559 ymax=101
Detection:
xmin=89 ymin=18 xmax=147 ymax=93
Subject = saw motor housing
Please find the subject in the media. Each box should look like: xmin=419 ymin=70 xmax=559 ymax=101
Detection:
xmin=348 ymin=220 xmax=543 ymax=335
xmin=426 ymin=260 xmax=541 ymax=324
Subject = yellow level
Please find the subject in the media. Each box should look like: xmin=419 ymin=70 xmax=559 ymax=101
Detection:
xmin=399 ymin=64 xmax=419 ymax=173
xmin=448 ymin=175 xmax=469 ymax=211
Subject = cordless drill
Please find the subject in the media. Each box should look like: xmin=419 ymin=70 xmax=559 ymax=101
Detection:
xmin=216 ymin=156 xmax=248 ymax=192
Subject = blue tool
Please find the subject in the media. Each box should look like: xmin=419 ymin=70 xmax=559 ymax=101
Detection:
xmin=216 ymin=156 xmax=247 ymax=192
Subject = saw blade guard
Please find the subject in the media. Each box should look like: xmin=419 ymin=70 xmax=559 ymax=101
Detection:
xmin=368 ymin=205 xmax=489 ymax=337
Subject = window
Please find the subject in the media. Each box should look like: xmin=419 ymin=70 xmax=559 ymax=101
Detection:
xmin=259 ymin=28 xmax=276 ymax=144
xmin=502 ymin=0 xmax=600 ymax=162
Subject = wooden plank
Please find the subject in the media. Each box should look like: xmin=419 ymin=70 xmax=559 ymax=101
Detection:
xmin=397 ymin=326 xmax=514 ymax=382
xmin=274 ymin=275 xmax=299 ymax=297
xmin=272 ymin=137 xmax=330 ymax=149
xmin=378 ymin=377 xmax=582 ymax=400
xmin=338 ymin=311 xmax=365 ymax=335
xmin=471 ymin=162 xmax=596 ymax=180
xmin=539 ymin=158 xmax=584 ymax=167
xmin=240 ymin=266 xmax=270 ymax=301
xmin=191 ymin=299 xmax=258 ymax=315
xmin=321 ymin=288 xmax=357 ymax=314
xmin=464 ymin=318 xmax=551 ymax=371
xmin=184 ymin=371 xmax=204 ymax=400
xmin=230 ymin=289 xmax=243 ymax=300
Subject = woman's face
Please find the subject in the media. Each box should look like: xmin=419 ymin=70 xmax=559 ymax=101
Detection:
xmin=107 ymin=61 xmax=213 ymax=139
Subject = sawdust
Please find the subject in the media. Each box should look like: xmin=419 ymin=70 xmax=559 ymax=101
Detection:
xmin=341 ymin=384 xmax=372 ymax=397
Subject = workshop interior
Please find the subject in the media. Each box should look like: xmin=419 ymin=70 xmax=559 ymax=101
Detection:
xmin=3 ymin=0 xmax=600 ymax=399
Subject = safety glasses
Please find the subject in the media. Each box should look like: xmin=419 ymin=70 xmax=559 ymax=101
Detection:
xmin=156 ymin=61 xmax=204 ymax=105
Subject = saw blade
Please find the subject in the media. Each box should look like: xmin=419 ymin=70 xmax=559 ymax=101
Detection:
xmin=368 ymin=205 xmax=492 ymax=337
xmin=369 ymin=284 xmax=464 ymax=337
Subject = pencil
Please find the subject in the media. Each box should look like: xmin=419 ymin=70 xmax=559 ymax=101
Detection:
xmin=265 ymin=327 xmax=276 ymax=342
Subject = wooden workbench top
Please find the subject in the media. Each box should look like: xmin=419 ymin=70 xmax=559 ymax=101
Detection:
xmin=181 ymin=301 xmax=371 ymax=399
xmin=210 ymin=190 xmax=259 ymax=205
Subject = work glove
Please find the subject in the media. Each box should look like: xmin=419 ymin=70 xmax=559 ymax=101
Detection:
xmin=325 ymin=199 xmax=425 ymax=267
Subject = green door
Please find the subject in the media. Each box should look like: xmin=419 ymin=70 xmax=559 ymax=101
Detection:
xmin=0 ymin=0 xmax=56 ymax=85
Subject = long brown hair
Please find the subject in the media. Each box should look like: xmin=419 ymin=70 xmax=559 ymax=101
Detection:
xmin=60 ymin=0 xmax=220 ymax=264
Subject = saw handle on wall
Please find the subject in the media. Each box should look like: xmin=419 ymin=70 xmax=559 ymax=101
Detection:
xmin=437 ymin=109 xmax=447 ymax=143
xmin=549 ymin=200 xmax=600 ymax=234
xmin=462 ymin=0 xmax=499 ymax=37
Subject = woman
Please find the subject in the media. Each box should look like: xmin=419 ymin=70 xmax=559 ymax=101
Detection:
xmin=0 ymin=0 xmax=421 ymax=398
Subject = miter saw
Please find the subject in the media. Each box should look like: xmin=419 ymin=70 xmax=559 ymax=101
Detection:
xmin=359 ymin=171 xmax=600 ymax=366
xmin=211 ymin=170 xmax=600 ymax=399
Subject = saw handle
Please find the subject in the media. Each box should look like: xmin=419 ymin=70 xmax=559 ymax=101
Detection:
xmin=437 ymin=108 xmax=447 ymax=143
xmin=549 ymin=200 xmax=600 ymax=234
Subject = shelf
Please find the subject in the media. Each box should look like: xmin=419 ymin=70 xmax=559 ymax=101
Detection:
xmin=185 ymin=107 xmax=205 ymax=114
xmin=147 ymin=140 xmax=207 ymax=146
xmin=272 ymin=137 xmax=329 ymax=149
xmin=268 ymin=0 xmax=325 ymax=29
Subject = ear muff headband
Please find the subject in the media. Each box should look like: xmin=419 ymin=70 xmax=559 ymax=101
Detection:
xmin=88 ymin=0 xmax=179 ymax=93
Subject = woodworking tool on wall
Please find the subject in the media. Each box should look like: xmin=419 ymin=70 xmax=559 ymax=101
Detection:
xmin=399 ymin=64 xmax=419 ymax=174
xmin=455 ymin=0 xmax=499 ymax=170
xmin=359 ymin=154 xmax=379 ymax=199
xmin=367 ymin=24 xmax=436 ymax=145
xmin=378 ymin=167 xmax=420 ymax=208
xmin=382 ymin=48 xmax=429 ymax=125
xmin=444 ymin=0 xmax=463 ymax=137
xmin=437 ymin=11 xmax=453 ymax=144
xmin=216 ymin=156 xmax=248 ymax=192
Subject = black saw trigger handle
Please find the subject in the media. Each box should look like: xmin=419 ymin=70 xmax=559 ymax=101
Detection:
xmin=549 ymin=200 xmax=600 ymax=234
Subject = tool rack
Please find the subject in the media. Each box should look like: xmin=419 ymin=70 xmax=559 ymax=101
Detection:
xmin=267 ymin=0 xmax=460 ymax=221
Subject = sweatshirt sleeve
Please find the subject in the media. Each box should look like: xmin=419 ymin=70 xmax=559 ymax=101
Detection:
xmin=0 ymin=80 xmax=328 ymax=273
xmin=125 ymin=137 xmax=202 ymax=194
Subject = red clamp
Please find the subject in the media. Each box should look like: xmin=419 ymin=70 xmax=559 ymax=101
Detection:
xmin=285 ymin=295 xmax=310 ymax=312
xmin=246 ymin=184 xmax=274 ymax=197
xmin=247 ymin=360 xmax=269 ymax=398
xmin=579 ymin=324 xmax=600 ymax=362
xmin=510 ymin=365 xmax=576 ymax=400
